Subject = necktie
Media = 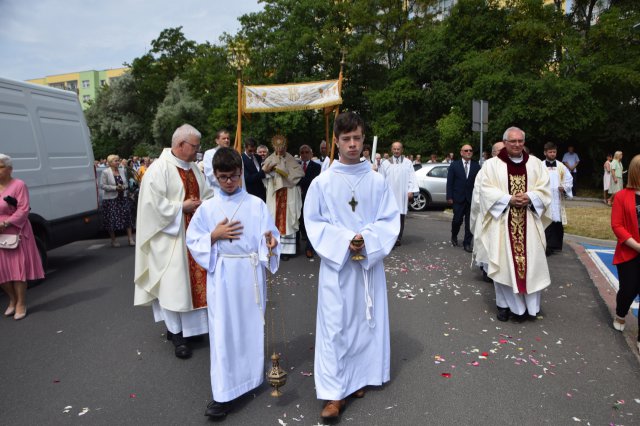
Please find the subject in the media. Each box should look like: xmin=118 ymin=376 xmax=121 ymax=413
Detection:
xmin=546 ymin=160 xmax=556 ymax=167
xmin=464 ymin=161 xmax=469 ymax=178
xmin=395 ymin=157 xmax=400 ymax=164
xmin=303 ymin=161 xmax=307 ymax=172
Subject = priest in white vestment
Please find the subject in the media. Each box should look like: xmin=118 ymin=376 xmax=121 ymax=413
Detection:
xmin=378 ymin=141 xmax=418 ymax=246
xmin=304 ymin=112 xmax=400 ymax=420
xmin=543 ymin=142 xmax=573 ymax=255
xmin=134 ymin=124 xmax=214 ymax=359
xmin=185 ymin=147 xmax=280 ymax=418
xmin=476 ymin=127 xmax=552 ymax=322
xmin=262 ymin=134 xmax=304 ymax=259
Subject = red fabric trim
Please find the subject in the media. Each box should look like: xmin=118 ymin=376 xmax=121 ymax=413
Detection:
xmin=498 ymin=150 xmax=529 ymax=294
xmin=177 ymin=168 xmax=207 ymax=309
xmin=275 ymin=188 xmax=288 ymax=235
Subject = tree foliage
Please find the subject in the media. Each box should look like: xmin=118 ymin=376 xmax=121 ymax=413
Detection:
xmin=84 ymin=0 xmax=640 ymax=186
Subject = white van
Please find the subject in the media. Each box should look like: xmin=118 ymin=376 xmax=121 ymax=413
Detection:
xmin=0 ymin=77 xmax=101 ymax=269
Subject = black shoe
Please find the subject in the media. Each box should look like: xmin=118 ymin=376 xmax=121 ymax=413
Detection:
xmin=511 ymin=313 xmax=527 ymax=323
xmin=395 ymin=239 xmax=402 ymax=247
xmin=482 ymin=270 xmax=492 ymax=283
xmin=174 ymin=344 xmax=192 ymax=359
xmin=463 ymin=244 xmax=472 ymax=253
xmin=205 ymin=400 xmax=232 ymax=418
xmin=497 ymin=307 xmax=510 ymax=322
xmin=451 ymin=239 xmax=459 ymax=247
xmin=281 ymin=255 xmax=290 ymax=261
xmin=168 ymin=331 xmax=192 ymax=359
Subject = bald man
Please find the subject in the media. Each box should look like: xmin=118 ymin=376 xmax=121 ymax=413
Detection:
xmin=446 ymin=144 xmax=480 ymax=252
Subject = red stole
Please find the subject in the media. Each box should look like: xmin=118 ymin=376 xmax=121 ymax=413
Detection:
xmin=177 ymin=167 xmax=207 ymax=309
xmin=275 ymin=188 xmax=288 ymax=235
xmin=498 ymin=149 xmax=529 ymax=294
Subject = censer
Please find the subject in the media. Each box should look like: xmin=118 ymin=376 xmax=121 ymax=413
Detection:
xmin=265 ymin=244 xmax=287 ymax=396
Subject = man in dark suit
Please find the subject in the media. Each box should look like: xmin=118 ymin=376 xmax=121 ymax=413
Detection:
xmin=446 ymin=144 xmax=481 ymax=252
xmin=242 ymin=137 xmax=266 ymax=201
xmin=298 ymin=144 xmax=322 ymax=258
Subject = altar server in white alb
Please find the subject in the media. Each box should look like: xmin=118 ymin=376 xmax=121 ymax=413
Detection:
xmin=476 ymin=127 xmax=551 ymax=322
xmin=134 ymin=124 xmax=214 ymax=359
xmin=543 ymin=142 xmax=573 ymax=255
xmin=262 ymin=134 xmax=304 ymax=260
xmin=378 ymin=141 xmax=418 ymax=246
xmin=304 ymin=112 xmax=400 ymax=420
xmin=186 ymin=147 xmax=280 ymax=419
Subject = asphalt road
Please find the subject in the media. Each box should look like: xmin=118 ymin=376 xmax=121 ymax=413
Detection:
xmin=1 ymin=210 xmax=639 ymax=426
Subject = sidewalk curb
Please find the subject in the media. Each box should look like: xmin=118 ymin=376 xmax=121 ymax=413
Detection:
xmin=569 ymin=240 xmax=640 ymax=361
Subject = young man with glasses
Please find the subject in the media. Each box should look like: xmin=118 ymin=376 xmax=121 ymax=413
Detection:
xmin=186 ymin=147 xmax=279 ymax=419
xmin=446 ymin=144 xmax=481 ymax=252
xmin=134 ymin=124 xmax=214 ymax=359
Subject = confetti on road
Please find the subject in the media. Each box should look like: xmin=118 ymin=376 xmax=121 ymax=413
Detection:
xmin=78 ymin=408 xmax=89 ymax=416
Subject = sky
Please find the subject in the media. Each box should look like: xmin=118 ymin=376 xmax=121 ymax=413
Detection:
xmin=0 ymin=0 xmax=265 ymax=81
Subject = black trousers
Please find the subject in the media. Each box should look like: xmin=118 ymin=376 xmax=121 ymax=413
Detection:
xmin=571 ymin=172 xmax=578 ymax=196
xmin=398 ymin=214 xmax=405 ymax=241
xmin=297 ymin=209 xmax=314 ymax=254
xmin=545 ymin=221 xmax=564 ymax=251
xmin=451 ymin=201 xmax=472 ymax=246
xmin=615 ymin=255 xmax=640 ymax=341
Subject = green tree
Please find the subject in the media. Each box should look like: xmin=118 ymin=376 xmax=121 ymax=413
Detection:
xmin=84 ymin=73 xmax=145 ymax=159
xmin=152 ymin=77 xmax=206 ymax=145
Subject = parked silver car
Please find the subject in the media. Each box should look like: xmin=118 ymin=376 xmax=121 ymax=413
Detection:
xmin=409 ymin=163 xmax=450 ymax=211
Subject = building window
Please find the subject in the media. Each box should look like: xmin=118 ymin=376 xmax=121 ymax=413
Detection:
xmin=82 ymin=95 xmax=91 ymax=102
xmin=82 ymin=80 xmax=90 ymax=88
xmin=100 ymin=80 xmax=106 ymax=86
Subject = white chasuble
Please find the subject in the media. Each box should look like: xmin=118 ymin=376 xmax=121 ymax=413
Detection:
xmin=476 ymin=153 xmax=552 ymax=296
xmin=378 ymin=157 xmax=418 ymax=214
xmin=303 ymin=160 xmax=400 ymax=400
xmin=186 ymin=189 xmax=280 ymax=402
xmin=134 ymin=148 xmax=214 ymax=313
xmin=263 ymin=152 xmax=304 ymax=255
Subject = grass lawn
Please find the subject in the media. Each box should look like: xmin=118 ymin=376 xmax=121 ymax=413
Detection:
xmin=565 ymin=206 xmax=615 ymax=241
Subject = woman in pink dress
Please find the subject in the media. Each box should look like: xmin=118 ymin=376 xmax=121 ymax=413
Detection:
xmin=0 ymin=154 xmax=45 ymax=320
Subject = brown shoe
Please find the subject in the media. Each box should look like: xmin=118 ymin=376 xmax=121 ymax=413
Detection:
xmin=305 ymin=249 xmax=314 ymax=258
xmin=321 ymin=400 xmax=344 ymax=419
xmin=351 ymin=388 xmax=365 ymax=398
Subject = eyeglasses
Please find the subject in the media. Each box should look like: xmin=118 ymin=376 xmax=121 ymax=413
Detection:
xmin=183 ymin=140 xmax=201 ymax=150
xmin=462 ymin=149 xmax=473 ymax=152
xmin=506 ymin=139 xmax=524 ymax=144
xmin=216 ymin=174 xmax=242 ymax=183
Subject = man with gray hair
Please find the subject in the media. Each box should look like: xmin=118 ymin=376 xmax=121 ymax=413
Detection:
xmin=474 ymin=127 xmax=551 ymax=322
xmin=134 ymin=123 xmax=214 ymax=359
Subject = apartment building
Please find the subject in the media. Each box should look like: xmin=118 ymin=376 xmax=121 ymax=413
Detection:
xmin=27 ymin=68 xmax=128 ymax=109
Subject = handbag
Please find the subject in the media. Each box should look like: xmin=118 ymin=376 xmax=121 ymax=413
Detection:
xmin=0 ymin=234 xmax=20 ymax=249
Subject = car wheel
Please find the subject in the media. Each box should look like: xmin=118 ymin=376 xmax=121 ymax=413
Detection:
xmin=410 ymin=191 xmax=429 ymax=211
